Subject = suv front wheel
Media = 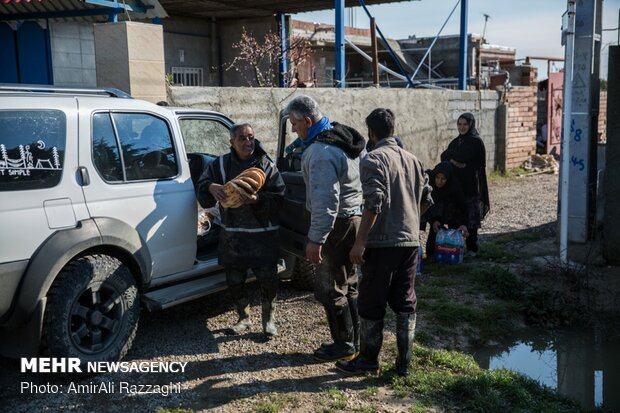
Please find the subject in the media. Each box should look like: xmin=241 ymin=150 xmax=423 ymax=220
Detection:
xmin=44 ymin=254 xmax=140 ymax=361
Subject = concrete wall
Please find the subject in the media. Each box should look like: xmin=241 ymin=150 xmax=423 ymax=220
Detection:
xmin=94 ymin=21 xmax=166 ymax=103
xmin=169 ymin=87 xmax=499 ymax=171
xmin=163 ymin=17 xmax=219 ymax=86
xmin=50 ymin=22 xmax=96 ymax=87
xmin=218 ymin=17 xmax=277 ymax=87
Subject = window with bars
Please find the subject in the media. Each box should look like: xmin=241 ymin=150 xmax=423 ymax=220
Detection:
xmin=171 ymin=67 xmax=204 ymax=86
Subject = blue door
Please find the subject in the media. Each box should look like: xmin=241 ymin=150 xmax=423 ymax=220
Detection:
xmin=0 ymin=24 xmax=18 ymax=83
xmin=16 ymin=22 xmax=52 ymax=84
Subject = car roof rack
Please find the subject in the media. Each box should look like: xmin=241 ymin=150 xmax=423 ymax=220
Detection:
xmin=0 ymin=84 xmax=133 ymax=99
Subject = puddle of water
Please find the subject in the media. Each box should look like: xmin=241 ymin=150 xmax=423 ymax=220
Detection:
xmin=472 ymin=328 xmax=620 ymax=411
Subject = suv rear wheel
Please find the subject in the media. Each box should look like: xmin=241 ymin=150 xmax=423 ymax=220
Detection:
xmin=44 ymin=254 xmax=139 ymax=361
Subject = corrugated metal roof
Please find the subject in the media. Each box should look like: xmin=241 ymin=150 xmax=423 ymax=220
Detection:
xmin=0 ymin=0 xmax=406 ymax=22
xmin=0 ymin=0 xmax=166 ymax=22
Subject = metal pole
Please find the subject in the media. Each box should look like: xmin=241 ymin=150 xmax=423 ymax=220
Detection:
xmin=370 ymin=17 xmax=379 ymax=87
xmin=277 ymin=12 xmax=287 ymax=88
xmin=458 ymin=0 xmax=468 ymax=90
xmin=560 ymin=0 xmax=576 ymax=263
xmin=335 ymin=0 xmax=345 ymax=88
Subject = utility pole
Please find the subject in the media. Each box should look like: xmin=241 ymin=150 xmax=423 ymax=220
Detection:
xmin=482 ymin=13 xmax=491 ymax=40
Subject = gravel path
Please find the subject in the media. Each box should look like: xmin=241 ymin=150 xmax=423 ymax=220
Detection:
xmin=0 ymin=173 xmax=560 ymax=413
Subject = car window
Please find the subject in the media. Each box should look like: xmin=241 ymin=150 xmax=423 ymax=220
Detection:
xmin=179 ymin=118 xmax=230 ymax=156
xmin=0 ymin=110 xmax=66 ymax=191
xmin=92 ymin=112 xmax=178 ymax=182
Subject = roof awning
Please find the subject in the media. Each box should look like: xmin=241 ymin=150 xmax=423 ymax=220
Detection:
xmin=0 ymin=0 xmax=167 ymax=23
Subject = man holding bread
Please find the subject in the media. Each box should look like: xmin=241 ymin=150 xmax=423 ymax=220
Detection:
xmin=197 ymin=123 xmax=285 ymax=338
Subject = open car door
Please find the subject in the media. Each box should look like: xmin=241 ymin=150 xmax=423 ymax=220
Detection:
xmin=276 ymin=112 xmax=310 ymax=259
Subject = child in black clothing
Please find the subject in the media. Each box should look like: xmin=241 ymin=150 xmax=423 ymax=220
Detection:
xmin=423 ymin=161 xmax=469 ymax=259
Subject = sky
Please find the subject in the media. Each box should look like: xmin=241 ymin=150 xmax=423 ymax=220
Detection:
xmin=295 ymin=0 xmax=620 ymax=80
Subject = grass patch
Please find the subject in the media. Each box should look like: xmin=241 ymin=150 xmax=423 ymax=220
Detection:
xmin=416 ymin=285 xmax=446 ymax=300
xmin=386 ymin=345 xmax=583 ymax=413
xmin=359 ymin=386 xmax=379 ymax=400
xmin=478 ymin=242 xmax=518 ymax=263
xmin=488 ymin=166 xmax=528 ymax=183
xmin=251 ymin=394 xmax=293 ymax=413
xmin=155 ymin=408 xmax=194 ymax=413
xmin=320 ymin=388 xmax=348 ymax=411
xmin=494 ymin=231 xmax=546 ymax=244
xmin=469 ymin=267 xmax=526 ymax=300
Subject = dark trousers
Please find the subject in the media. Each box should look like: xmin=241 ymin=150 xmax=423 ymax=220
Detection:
xmin=314 ymin=216 xmax=360 ymax=311
xmin=358 ymin=247 xmax=418 ymax=320
xmin=226 ymin=265 xmax=278 ymax=305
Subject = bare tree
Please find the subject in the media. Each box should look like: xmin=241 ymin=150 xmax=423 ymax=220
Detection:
xmin=225 ymin=28 xmax=313 ymax=87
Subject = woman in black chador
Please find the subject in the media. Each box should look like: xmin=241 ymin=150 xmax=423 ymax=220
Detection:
xmin=440 ymin=113 xmax=490 ymax=256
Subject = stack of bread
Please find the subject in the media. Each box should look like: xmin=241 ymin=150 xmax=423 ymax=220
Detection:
xmin=220 ymin=167 xmax=266 ymax=208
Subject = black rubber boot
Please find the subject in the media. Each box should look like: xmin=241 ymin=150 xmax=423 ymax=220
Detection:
xmin=395 ymin=313 xmax=416 ymax=376
xmin=261 ymin=286 xmax=278 ymax=338
xmin=335 ymin=318 xmax=384 ymax=374
xmin=313 ymin=305 xmax=356 ymax=362
xmin=228 ymin=287 xmax=251 ymax=335
xmin=348 ymin=296 xmax=361 ymax=354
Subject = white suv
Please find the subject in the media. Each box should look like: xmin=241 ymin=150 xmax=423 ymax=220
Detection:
xmin=0 ymin=85 xmax=301 ymax=363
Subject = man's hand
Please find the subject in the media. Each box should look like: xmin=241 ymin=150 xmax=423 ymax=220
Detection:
xmin=432 ymin=221 xmax=441 ymax=233
xmin=238 ymin=190 xmax=258 ymax=204
xmin=306 ymin=241 xmax=323 ymax=264
xmin=209 ymin=183 xmax=226 ymax=202
xmin=458 ymin=225 xmax=469 ymax=238
xmin=450 ymin=158 xmax=466 ymax=169
xmin=349 ymin=243 xmax=365 ymax=265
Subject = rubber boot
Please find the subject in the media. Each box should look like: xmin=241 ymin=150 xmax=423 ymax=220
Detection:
xmin=348 ymin=296 xmax=361 ymax=354
xmin=335 ymin=318 xmax=384 ymax=374
xmin=228 ymin=288 xmax=251 ymax=335
xmin=261 ymin=286 xmax=278 ymax=338
xmin=395 ymin=313 xmax=417 ymax=376
xmin=313 ymin=304 xmax=356 ymax=361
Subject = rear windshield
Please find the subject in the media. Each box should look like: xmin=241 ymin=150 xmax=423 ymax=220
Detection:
xmin=0 ymin=110 xmax=66 ymax=191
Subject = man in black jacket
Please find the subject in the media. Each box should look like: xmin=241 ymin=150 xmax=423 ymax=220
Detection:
xmin=197 ymin=123 xmax=285 ymax=338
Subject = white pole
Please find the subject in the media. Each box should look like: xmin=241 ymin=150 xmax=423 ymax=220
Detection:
xmin=560 ymin=0 xmax=576 ymax=264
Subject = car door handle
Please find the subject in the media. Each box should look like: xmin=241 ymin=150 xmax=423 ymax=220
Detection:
xmin=78 ymin=166 xmax=90 ymax=186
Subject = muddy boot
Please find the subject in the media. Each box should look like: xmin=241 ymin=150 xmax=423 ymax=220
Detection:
xmin=228 ymin=292 xmax=252 ymax=335
xmin=348 ymin=296 xmax=360 ymax=354
xmin=313 ymin=305 xmax=356 ymax=362
xmin=261 ymin=287 xmax=278 ymax=338
xmin=395 ymin=313 xmax=416 ymax=376
xmin=335 ymin=318 xmax=383 ymax=374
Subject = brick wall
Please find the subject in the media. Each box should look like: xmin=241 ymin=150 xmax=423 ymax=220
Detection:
xmin=504 ymin=86 xmax=537 ymax=169
xmin=599 ymin=90 xmax=607 ymax=142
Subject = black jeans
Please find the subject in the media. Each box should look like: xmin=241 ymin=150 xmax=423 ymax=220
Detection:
xmin=358 ymin=247 xmax=418 ymax=320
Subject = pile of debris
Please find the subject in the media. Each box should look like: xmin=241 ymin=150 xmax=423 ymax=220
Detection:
xmin=522 ymin=154 xmax=559 ymax=174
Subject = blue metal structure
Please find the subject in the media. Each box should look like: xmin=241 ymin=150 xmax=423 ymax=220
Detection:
xmin=277 ymin=12 xmax=288 ymax=88
xmin=335 ymin=0 xmax=345 ymax=88
xmin=458 ymin=0 xmax=468 ymax=90
xmin=0 ymin=0 xmax=145 ymax=22
xmin=358 ymin=0 xmax=415 ymax=88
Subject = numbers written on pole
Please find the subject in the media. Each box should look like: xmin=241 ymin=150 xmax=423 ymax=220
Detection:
xmin=571 ymin=156 xmax=585 ymax=171
xmin=570 ymin=119 xmax=583 ymax=142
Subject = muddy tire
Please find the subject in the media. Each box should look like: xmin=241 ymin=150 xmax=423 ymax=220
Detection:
xmin=43 ymin=254 xmax=139 ymax=362
xmin=291 ymin=258 xmax=316 ymax=291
